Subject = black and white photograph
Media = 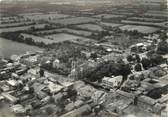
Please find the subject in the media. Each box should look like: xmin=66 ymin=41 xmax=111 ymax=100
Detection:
xmin=0 ymin=0 xmax=167 ymax=117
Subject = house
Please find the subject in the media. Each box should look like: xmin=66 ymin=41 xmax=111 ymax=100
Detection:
xmin=10 ymin=55 xmax=20 ymax=61
xmin=11 ymin=73 xmax=19 ymax=79
xmin=102 ymin=76 xmax=123 ymax=88
xmin=81 ymin=51 xmax=91 ymax=58
xmin=1 ymin=92 xmax=18 ymax=103
xmin=161 ymin=103 xmax=168 ymax=117
xmin=162 ymin=54 xmax=168 ymax=61
xmin=7 ymin=80 xmax=19 ymax=87
xmin=116 ymin=90 xmax=135 ymax=101
xmin=20 ymin=54 xmax=40 ymax=67
xmin=15 ymin=68 xmax=28 ymax=75
xmin=52 ymin=59 xmax=60 ymax=68
xmin=47 ymin=82 xmax=63 ymax=94
xmin=106 ymin=99 xmax=132 ymax=115
xmin=10 ymin=104 xmax=25 ymax=115
xmin=60 ymin=104 xmax=91 ymax=117
xmin=27 ymin=68 xmax=40 ymax=77
xmin=65 ymin=102 xmax=75 ymax=112
xmin=130 ymin=43 xmax=148 ymax=53
xmin=91 ymin=90 xmax=106 ymax=104
xmin=137 ymin=95 xmax=156 ymax=112
xmin=0 ymin=84 xmax=10 ymax=92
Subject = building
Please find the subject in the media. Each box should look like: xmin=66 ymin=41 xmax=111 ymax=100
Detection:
xmin=1 ymin=92 xmax=19 ymax=103
xmin=60 ymin=104 xmax=91 ymax=117
xmin=10 ymin=104 xmax=25 ymax=115
xmin=102 ymin=76 xmax=123 ymax=88
xmin=137 ymin=95 xmax=156 ymax=112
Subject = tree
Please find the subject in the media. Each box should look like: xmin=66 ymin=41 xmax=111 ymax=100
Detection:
xmin=25 ymin=38 xmax=34 ymax=45
xmin=39 ymin=68 xmax=44 ymax=77
xmin=46 ymin=107 xmax=54 ymax=115
xmin=135 ymin=54 xmax=141 ymax=63
xmin=90 ymin=53 xmax=98 ymax=60
xmin=134 ymin=63 xmax=142 ymax=71
xmin=150 ymin=54 xmax=165 ymax=66
xmin=157 ymin=40 xmax=168 ymax=54
xmin=141 ymin=57 xmax=151 ymax=70
xmin=127 ymin=55 xmax=134 ymax=62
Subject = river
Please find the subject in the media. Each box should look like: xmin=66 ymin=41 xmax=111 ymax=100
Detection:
xmin=0 ymin=37 xmax=43 ymax=59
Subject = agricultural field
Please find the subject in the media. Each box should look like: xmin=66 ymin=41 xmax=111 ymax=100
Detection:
xmin=110 ymin=11 xmax=134 ymax=16
xmin=18 ymin=12 xmax=44 ymax=16
xmin=44 ymin=33 xmax=92 ymax=43
xmin=20 ymin=33 xmax=55 ymax=45
xmin=0 ymin=21 xmax=34 ymax=28
xmin=144 ymin=10 xmax=168 ymax=18
xmin=0 ymin=16 xmax=29 ymax=24
xmin=119 ymin=25 xmax=160 ymax=34
xmin=19 ymin=13 xmax=72 ymax=21
xmin=144 ymin=13 xmax=168 ymax=18
xmin=146 ymin=10 xmax=168 ymax=15
xmin=121 ymin=20 xmax=167 ymax=28
xmin=59 ymin=28 xmax=93 ymax=37
xmin=93 ymin=14 xmax=126 ymax=19
xmin=100 ymin=22 xmax=123 ymax=28
xmin=36 ymin=28 xmax=92 ymax=37
xmin=49 ymin=17 xmax=100 ymax=25
xmin=75 ymin=23 xmax=104 ymax=32
xmin=0 ymin=24 xmax=46 ymax=33
xmin=127 ymin=17 xmax=165 ymax=23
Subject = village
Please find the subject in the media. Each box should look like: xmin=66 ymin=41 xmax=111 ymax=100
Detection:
xmin=0 ymin=0 xmax=168 ymax=117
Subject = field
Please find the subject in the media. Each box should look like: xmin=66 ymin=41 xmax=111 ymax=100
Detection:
xmin=21 ymin=33 xmax=55 ymax=45
xmin=0 ymin=24 xmax=46 ymax=33
xmin=119 ymin=25 xmax=160 ymax=34
xmin=144 ymin=10 xmax=168 ymax=18
xmin=0 ymin=16 xmax=28 ymax=24
xmin=49 ymin=17 xmax=100 ymax=25
xmin=93 ymin=14 xmax=126 ymax=19
xmin=76 ymin=24 xmax=103 ymax=32
xmin=127 ymin=17 xmax=165 ymax=23
xmin=21 ymin=33 xmax=91 ymax=45
xmin=44 ymin=33 xmax=92 ymax=43
xmin=121 ymin=20 xmax=167 ymax=28
xmin=36 ymin=28 xmax=92 ymax=37
xmin=20 ymin=13 xmax=71 ymax=21
xmin=110 ymin=11 xmax=134 ymax=16
xmin=100 ymin=22 xmax=123 ymax=28
xmin=0 ymin=22 xmax=34 ymax=28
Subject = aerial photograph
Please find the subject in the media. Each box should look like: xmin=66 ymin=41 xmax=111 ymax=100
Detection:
xmin=0 ymin=0 xmax=167 ymax=117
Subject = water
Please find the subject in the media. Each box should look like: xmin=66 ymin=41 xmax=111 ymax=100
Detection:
xmin=0 ymin=37 xmax=43 ymax=59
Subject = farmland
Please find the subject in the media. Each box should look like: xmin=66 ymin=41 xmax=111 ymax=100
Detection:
xmin=44 ymin=33 xmax=92 ymax=43
xmin=20 ymin=13 xmax=72 ymax=21
xmin=20 ymin=33 xmax=93 ymax=45
xmin=75 ymin=24 xmax=104 ymax=32
xmin=144 ymin=13 xmax=168 ymax=18
xmin=0 ymin=24 xmax=46 ymax=33
xmin=110 ymin=11 xmax=135 ymax=16
xmin=20 ymin=33 xmax=55 ymax=45
xmin=0 ymin=16 xmax=29 ymax=24
xmin=35 ymin=28 xmax=93 ymax=37
xmin=144 ymin=10 xmax=168 ymax=18
xmin=49 ymin=17 xmax=100 ymax=25
xmin=0 ymin=22 xmax=34 ymax=28
xmin=100 ymin=22 xmax=123 ymax=28
xmin=119 ymin=25 xmax=160 ymax=34
xmin=93 ymin=14 xmax=126 ymax=19
xmin=127 ymin=17 xmax=165 ymax=23
xmin=121 ymin=20 xmax=168 ymax=28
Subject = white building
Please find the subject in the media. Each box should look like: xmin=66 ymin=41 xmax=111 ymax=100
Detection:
xmin=102 ymin=75 xmax=123 ymax=88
